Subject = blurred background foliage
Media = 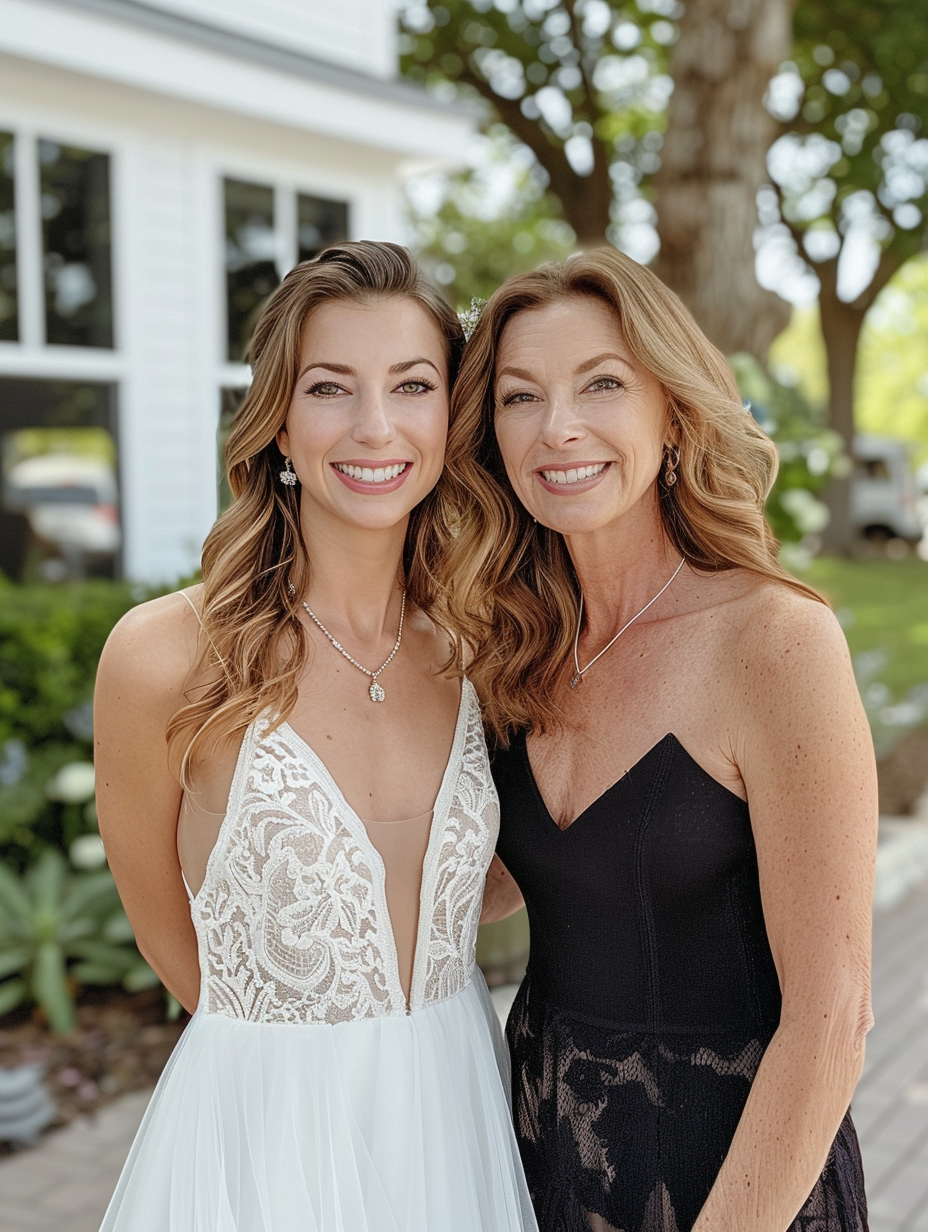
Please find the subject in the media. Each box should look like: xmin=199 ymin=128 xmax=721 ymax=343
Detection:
xmin=0 ymin=581 xmax=164 ymax=1031
xmin=771 ymin=254 xmax=928 ymax=467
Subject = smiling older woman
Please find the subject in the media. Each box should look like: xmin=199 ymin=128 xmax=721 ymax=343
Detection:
xmin=437 ymin=248 xmax=876 ymax=1232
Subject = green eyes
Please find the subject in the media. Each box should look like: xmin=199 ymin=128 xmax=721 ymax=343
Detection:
xmin=304 ymin=379 xmax=438 ymax=398
xmin=498 ymin=375 xmax=624 ymax=406
xmin=397 ymin=380 xmax=437 ymax=394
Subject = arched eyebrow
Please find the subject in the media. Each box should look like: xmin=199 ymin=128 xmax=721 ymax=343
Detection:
xmin=296 ymin=358 xmax=442 ymax=382
xmin=575 ymin=352 xmax=635 ymax=374
xmin=496 ymin=352 xmax=634 ymax=383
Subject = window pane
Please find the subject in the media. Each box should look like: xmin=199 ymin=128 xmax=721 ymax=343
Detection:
xmin=0 ymin=132 xmax=17 ymax=343
xmin=225 ymin=179 xmax=278 ymax=362
xmin=39 ymin=141 xmax=113 ymax=348
xmin=297 ymin=194 xmax=349 ymax=264
xmin=0 ymin=379 xmax=119 ymax=581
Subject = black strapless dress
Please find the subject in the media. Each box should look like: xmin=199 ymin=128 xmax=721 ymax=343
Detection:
xmin=493 ymin=731 xmax=867 ymax=1232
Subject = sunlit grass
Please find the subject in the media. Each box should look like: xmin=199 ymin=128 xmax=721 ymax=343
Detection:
xmin=803 ymin=556 xmax=928 ymax=699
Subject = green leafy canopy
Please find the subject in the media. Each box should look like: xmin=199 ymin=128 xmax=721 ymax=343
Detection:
xmin=768 ymin=0 xmax=928 ymax=289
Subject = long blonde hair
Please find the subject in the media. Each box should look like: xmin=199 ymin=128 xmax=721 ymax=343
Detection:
xmin=167 ymin=242 xmax=465 ymax=779
xmin=436 ymin=247 xmax=823 ymax=744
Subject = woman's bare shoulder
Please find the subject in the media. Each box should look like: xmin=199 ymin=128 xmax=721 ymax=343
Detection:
xmin=726 ymin=575 xmax=851 ymax=707
xmin=98 ymin=587 xmax=206 ymax=702
xmin=734 ymin=575 xmax=842 ymax=645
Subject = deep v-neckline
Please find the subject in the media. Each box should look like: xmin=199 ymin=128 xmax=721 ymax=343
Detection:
xmin=280 ymin=678 xmax=469 ymax=836
xmin=278 ymin=680 xmax=471 ymax=1011
xmin=522 ymin=732 xmax=676 ymax=832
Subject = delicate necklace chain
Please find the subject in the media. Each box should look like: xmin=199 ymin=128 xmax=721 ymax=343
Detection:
xmin=301 ymin=590 xmax=406 ymax=703
xmin=569 ymin=558 xmax=686 ymax=690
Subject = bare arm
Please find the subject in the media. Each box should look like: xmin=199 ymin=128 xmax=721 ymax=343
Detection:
xmin=94 ymin=593 xmax=204 ymax=1014
xmin=693 ymin=597 xmax=876 ymax=1231
xmin=481 ymin=854 xmax=525 ymax=924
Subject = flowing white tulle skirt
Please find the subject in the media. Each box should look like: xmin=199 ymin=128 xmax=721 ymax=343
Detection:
xmin=99 ymin=976 xmax=537 ymax=1231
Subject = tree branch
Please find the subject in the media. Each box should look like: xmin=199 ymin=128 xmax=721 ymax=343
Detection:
xmin=850 ymin=246 xmax=907 ymax=314
xmin=564 ymin=0 xmax=598 ymax=119
xmin=453 ymin=58 xmax=585 ymax=214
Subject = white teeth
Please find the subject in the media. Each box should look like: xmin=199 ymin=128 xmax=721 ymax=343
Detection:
xmin=540 ymin=463 xmax=607 ymax=485
xmin=335 ymin=463 xmax=407 ymax=483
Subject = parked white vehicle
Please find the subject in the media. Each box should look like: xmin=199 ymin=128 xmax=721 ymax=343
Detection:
xmin=851 ymin=435 xmax=924 ymax=546
xmin=4 ymin=454 xmax=121 ymax=570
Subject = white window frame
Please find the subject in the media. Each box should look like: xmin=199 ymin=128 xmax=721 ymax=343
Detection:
xmin=0 ymin=117 xmax=122 ymax=380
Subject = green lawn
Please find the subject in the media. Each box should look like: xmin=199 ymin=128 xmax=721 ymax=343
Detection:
xmin=803 ymin=556 xmax=928 ymax=698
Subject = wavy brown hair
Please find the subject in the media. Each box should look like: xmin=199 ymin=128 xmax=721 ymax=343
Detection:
xmin=436 ymin=246 xmax=823 ymax=745
xmin=167 ymin=241 xmax=465 ymax=780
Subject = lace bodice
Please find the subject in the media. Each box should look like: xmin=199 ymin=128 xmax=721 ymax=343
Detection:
xmin=190 ymin=679 xmax=498 ymax=1024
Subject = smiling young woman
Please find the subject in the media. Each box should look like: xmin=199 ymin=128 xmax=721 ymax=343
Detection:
xmin=93 ymin=242 xmax=536 ymax=1232
xmin=437 ymin=248 xmax=875 ymax=1232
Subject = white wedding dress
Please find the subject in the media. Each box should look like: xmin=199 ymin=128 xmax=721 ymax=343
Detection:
xmin=100 ymin=679 xmax=536 ymax=1231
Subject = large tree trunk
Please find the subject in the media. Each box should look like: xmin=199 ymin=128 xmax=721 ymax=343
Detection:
xmin=652 ymin=0 xmax=794 ymax=358
xmin=539 ymin=129 xmax=614 ymax=250
xmin=818 ymin=263 xmax=864 ymax=555
xmin=816 ymin=250 xmax=905 ymax=555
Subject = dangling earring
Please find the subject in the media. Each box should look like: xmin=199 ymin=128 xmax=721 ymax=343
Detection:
xmin=664 ymin=445 xmax=679 ymax=488
xmin=279 ymin=456 xmax=298 ymax=486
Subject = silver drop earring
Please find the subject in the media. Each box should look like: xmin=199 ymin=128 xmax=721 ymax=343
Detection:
xmin=279 ymin=456 xmax=298 ymax=487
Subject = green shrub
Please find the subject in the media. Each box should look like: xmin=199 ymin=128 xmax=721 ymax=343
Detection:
xmin=0 ymin=848 xmax=156 ymax=1033
xmin=729 ymin=353 xmax=847 ymax=546
xmin=0 ymin=578 xmax=149 ymax=868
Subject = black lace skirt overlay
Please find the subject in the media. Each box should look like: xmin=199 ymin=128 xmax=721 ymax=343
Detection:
xmin=507 ymin=978 xmax=867 ymax=1232
xmin=492 ymin=733 xmax=869 ymax=1232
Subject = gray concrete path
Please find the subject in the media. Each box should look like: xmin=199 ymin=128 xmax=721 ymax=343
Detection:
xmin=1 ymin=822 xmax=927 ymax=1231
xmin=0 ymin=1089 xmax=149 ymax=1231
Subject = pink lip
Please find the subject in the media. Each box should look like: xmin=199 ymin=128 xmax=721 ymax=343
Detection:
xmin=534 ymin=462 xmax=611 ymax=495
xmin=330 ymin=460 xmax=413 ymax=495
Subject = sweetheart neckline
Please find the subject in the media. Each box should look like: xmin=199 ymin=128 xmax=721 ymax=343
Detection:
xmin=520 ymin=731 xmax=747 ymax=832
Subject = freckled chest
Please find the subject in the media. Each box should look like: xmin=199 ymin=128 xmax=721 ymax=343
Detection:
xmin=530 ymin=612 xmax=742 ymax=826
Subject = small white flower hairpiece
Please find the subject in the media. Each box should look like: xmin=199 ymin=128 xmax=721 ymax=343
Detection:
xmin=458 ymin=297 xmax=487 ymax=341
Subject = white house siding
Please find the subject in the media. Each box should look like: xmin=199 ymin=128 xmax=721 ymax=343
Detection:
xmin=0 ymin=0 xmax=471 ymax=583
xmin=139 ymin=0 xmax=400 ymax=79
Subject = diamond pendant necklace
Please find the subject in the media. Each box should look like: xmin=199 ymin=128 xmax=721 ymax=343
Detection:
xmin=569 ymin=557 xmax=686 ymax=690
xmin=301 ymin=590 xmax=406 ymax=703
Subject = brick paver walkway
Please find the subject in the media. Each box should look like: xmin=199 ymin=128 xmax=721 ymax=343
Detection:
xmin=854 ymin=875 xmax=928 ymax=1230
xmin=1 ymin=833 xmax=927 ymax=1231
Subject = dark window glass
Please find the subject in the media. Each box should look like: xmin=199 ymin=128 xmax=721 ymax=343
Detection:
xmin=0 ymin=379 xmax=119 ymax=581
xmin=297 ymin=193 xmax=349 ymax=263
xmin=225 ymin=179 xmax=277 ymax=362
xmin=39 ymin=141 xmax=113 ymax=348
xmin=0 ymin=132 xmax=17 ymax=343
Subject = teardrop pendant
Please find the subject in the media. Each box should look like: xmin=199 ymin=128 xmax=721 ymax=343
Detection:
xmin=569 ymin=673 xmax=582 ymax=690
xmin=369 ymin=681 xmax=386 ymax=703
